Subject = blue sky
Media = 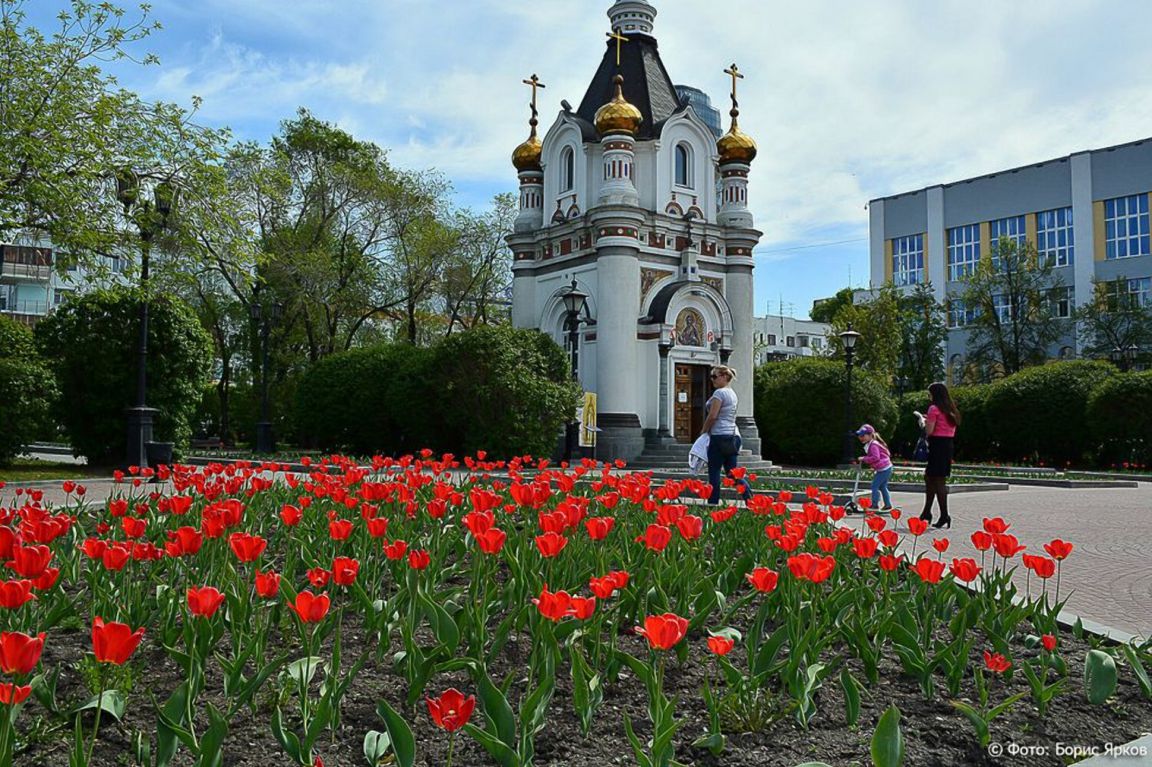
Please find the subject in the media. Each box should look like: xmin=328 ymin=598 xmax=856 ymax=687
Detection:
xmin=25 ymin=0 xmax=1152 ymax=318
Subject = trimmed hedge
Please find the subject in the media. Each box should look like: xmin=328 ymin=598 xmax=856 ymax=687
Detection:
xmin=295 ymin=326 xmax=579 ymax=459
xmin=0 ymin=316 xmax=56 ymax=466
xmin=890 ymin=385 xmax=992 ymax=462
xmin=754 ymin=357 xmax=896 ymax=466
xmin=982 ymin=360 xmax=1115 ymax=466
xmin=296 ymin=343 xmax=433 ymax=456
xmin=1087 ymin=371 xmax=1152 ymax=466
xmin=34 ymin=288 xmax=213 ymax=465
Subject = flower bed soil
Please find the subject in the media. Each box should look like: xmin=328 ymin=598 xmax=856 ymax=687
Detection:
xmin=24 ymin=614 xmax=1152 ymax=767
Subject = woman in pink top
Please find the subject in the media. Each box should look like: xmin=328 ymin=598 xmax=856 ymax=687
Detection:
xmin=917 ymin=382 xmax=961 ymax=528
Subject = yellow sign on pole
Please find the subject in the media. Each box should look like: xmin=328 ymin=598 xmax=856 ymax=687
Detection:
xmin=579 ymin=392 xmax=598 ymax=448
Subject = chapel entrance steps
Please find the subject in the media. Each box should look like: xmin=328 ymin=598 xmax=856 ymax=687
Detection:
xmin=626 ymin=433 xmax=775 ymax=472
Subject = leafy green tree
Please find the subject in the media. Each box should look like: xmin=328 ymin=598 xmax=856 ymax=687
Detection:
xmin=440 ymin=193 xmax=516 ymax=335
xmin=828 ymin=283 xmax=902 ymax=382
xmin=811 ymin=287 xmax=854 ymax=324
xmin=896 ymin=282 xmax=947 ymax=391
xmin=0 ymin=1 xmax=226 ymax=263
xmin=34 ymin=288 xmax=212 ymax=464
xmin=0 ymin=315 xmax=56 ymax=465
xmin=1074 ymin=278 xmax=1152 ymax=370
xmin=959 ymin=237 xmax=1069 ymax=379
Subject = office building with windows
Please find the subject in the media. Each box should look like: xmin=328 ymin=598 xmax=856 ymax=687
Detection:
xmin=868 ymin=137 xmax=1152 ymax=382
xmin=752 ymin=314 xmax=830 ymax=365
xmin=1 ymin=240 xmax=126 ymax=327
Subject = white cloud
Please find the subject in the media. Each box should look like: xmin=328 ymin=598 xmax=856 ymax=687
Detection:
xmin=115 ymin=0 xmax=1152 ymax=247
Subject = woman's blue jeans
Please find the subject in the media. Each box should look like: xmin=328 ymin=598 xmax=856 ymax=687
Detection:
xmin=707 ymin=434 xmax=753 ymax=505
xmin=871 ymin=467 xmax=894 ymax=509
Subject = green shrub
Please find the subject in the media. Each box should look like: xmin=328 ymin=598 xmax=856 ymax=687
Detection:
xmin=429 ymin=325 xmax=578 ymax=459
xmin=0 ymin=315 xmax=36 ymax=359
xmin=1087 ymin=371 xmax=1152 ymax=467
xmin=34 ymin=288 xmax=213 ymax=465
xmin=0 ymin=357 xmax=56 ymax=467
xmin=295 ymin=343 xmax=433 ymax=456
xmin=754 ymin=357 xmax=896 ymax=466
xmin=888 ymin=384 xmax=992 ymax=462
xmin=982 ymin=360 xmax=1115 ymax=466
xmin=295 ymin=327 xmax=576 ymax=459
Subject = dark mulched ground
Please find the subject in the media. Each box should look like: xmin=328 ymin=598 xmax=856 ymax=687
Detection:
xmin=20 ymin=613 xmax=1152 ymax=767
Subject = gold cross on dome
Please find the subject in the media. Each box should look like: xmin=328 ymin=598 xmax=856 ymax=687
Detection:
xmin=724 ymin=63 xmax=744 ymax=108
xmin=607 ymin=30 xmax=629 ymax=67
xmin=522 ymin=74 xmax=546 ymax=121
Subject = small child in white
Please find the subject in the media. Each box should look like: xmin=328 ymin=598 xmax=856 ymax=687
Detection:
xmin=853 ymin=424 xmax=894 ymax=511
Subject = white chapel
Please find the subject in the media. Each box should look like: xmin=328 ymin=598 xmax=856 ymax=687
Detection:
xmin=508 ymin=0 xmax=763 ymax=462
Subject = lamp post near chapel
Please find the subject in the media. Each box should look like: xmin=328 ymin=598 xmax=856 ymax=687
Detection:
xmin=558 ymin=279 xmax=589 ymax=461
xmin=116 ymin=170 xmax=177 ymax=469
xmin=839 ymin=325 xmax=861 ymax=466
xmin=252 ymin=300 xmax=284 ymax=454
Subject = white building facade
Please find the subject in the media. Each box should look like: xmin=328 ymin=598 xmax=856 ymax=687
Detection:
xmin=508 ymin=0 xmax=762 ymax=460
xmin=752 ymin=315 xmax=830 ymax=365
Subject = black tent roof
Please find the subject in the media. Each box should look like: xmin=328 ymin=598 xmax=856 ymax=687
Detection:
xmin=575 ymin=34 xmax=683 ymax=140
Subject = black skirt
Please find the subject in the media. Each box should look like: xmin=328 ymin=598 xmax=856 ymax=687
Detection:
xmin=926 ymin=436 xmax=954 ymax=478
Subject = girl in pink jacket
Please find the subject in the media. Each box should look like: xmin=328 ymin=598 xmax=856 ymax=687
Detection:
xmin=854 ymin=424 xmax=894 ymax=511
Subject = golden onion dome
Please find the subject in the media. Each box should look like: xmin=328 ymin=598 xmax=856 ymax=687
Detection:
xmin=717 ymin=124 xmax=757 ymax=165
xmin=512 ymin=130 xmax=542 ymax=172
xmin=595 ymin=74 xmax=643 ymax=136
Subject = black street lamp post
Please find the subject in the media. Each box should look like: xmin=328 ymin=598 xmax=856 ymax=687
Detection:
xmin=116 ymin=171 xmax=177 ymax=469
xmin=558 ymin=279 xmax=589 ymax=461
xmin=1111 ymin=344 xmax=1139 ymax=372
xmin=839 ymin=325 xmax=861 ymax=466
xmin=253 ymin=300 xmax=284 ymax=453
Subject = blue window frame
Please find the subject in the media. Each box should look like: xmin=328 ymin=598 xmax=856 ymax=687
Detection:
xmin=891 ymin=234 xmax=924 ymax=286
xmin=989 ymin=215 xmax=1026 ymax=269
xmin=1036 ymin=207 xmax=1074 ymax=267
xmin=948 ymin=224 xmax=980 ymax=281
xmin=1104 ymin=194 xmax=1150 ymax=259
xmin=947 ymin=298 xmax=977 ymax=328
xmin=993 ymin=294 xmax=1012 ymax=323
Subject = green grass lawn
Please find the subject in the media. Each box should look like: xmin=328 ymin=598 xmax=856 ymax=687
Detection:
xmin=0 ymin=458 xmax=107 ymax=484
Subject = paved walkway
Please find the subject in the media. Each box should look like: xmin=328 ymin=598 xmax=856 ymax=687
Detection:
xmin=6 ymin=476 xmax=1151 ymax=638
xmin=888 ymin=483 xmax=1152 ymax=639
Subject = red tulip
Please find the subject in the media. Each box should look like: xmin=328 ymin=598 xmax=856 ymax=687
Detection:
xmin=584 ymin=517 xmax=615 ymax=541
xmin=637 ymin=613 xmax=689 ymax=651
xmin=407 ymin=549 xmax=431 ymax=570
xmin=0 ymin=683 xmax=31 ymax=705
xmin=307 ymin=567 xmax=331 ymax=588
xmin=32 ymin=567 xmax=59 ymax=591
xmin=674 ymin=514 xmax=703 ymax=541
xmin=166 ymin=526 xmax=203 ymax=558
xmin=8 ymin=544 xmax=52 ymax=579
xmin=982 ymin=517 xmax=1009 ymax=535
xmin=878 ymin=554 xmax=903 ymax=571
xmin=255 ymin=570 xmax=281 ymax=599
xmin=707 ymin=635 xmax=735 ymax=656
xmin=280 ymin=504 xmax=303 ymax=526
xmin=912 ymin=557 xmax=945 ymax=584
xmin=80 ymin=538 xmax=107 ymax=560
xmin=570 ymin=596 xmax=596 ymax=620
xmin=366 ymin=517 xmax=389 ymax=538
xmin=329 ymin=557 xmax=358 ymax=587
xmin=121 ymin=516 xmax=147 ymax=539
xmin=534 ymin=532 xmax=568 ymax=558
xmin=383 ymin=540 xmax=408 ymax=560
xmin=931 ymin=538 xmax=950 ymax=554
xmin=186 ymin=586 xmax=226 ymax=618
xmin=328 ymin=519 xmax=353 ymax=541
xmin=907 ymin=518 xmax=928 ymax=536
xmin=288 ymin=591 xmax=330 ymax=623
xmin=607 ymin=570 xmax=630 ymax=590
xmin=1044 ymin=539 xmax=1073 ymax=561
xmin=635 ymin=524 xmax=672 ymax=552
xmin=983 ymin=650 xmax=1011 ymax=674
xmin=992 ymin=533 xmax=1025 ymax=559
xmin=426 ymin=688 xmax=476 ymax=732
xmin=1041 ymin=634 xmax=1057 ymax=652
xmin=533 ymin=586 xmax=573 ymax=622
xmin=786 ymin=553 xmax=836 ymax=584
xmin=878 ymin=529 xmax=899 ymax=548
xmin=0 ymin=580 xmax=35 ymax=609
xmin=462 ymin=510 xmax=494 ymax=537
xmin=852 ymin=537 xmax=878 ymax=559
xmin=866 ymin=516 xmax=887 ymax=533
xmin=949 ymin=557 xmax=981 ymax=583
xmin=92 ymin=617 xmax=145 ymax=664
xmin=474 ymin=527 xmax=506 ymax=555
xmin=971 ymin=530 xmax=993 ymax=551
xmin=228 ymin=532 xmax=267 ymax=563
xmin=746 ymin=567 xmax=779 ymax=593
xmin=0 ymin=631 xmax=45 ymax=674
xmin=1026 ymin=555 xmax=1056 ymax=579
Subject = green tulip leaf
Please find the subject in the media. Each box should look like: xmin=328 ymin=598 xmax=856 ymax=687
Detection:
xmin=364 ymin=730 xmax=392 ymax=765
xmin=1085 ymin=649 xmax=1118 ymax=704
xmin=75 ymin=690 xmax=127 ymax=722
xmin=870 ymin=704 xmax=904 ymax=767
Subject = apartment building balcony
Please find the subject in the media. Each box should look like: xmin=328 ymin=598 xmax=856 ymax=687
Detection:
xmin=1 ymin=244 xmax=53 ymax=282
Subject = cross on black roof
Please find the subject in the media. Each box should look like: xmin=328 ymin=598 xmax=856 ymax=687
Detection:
xmin=576 ymin=34 xmax=683 ymax=140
